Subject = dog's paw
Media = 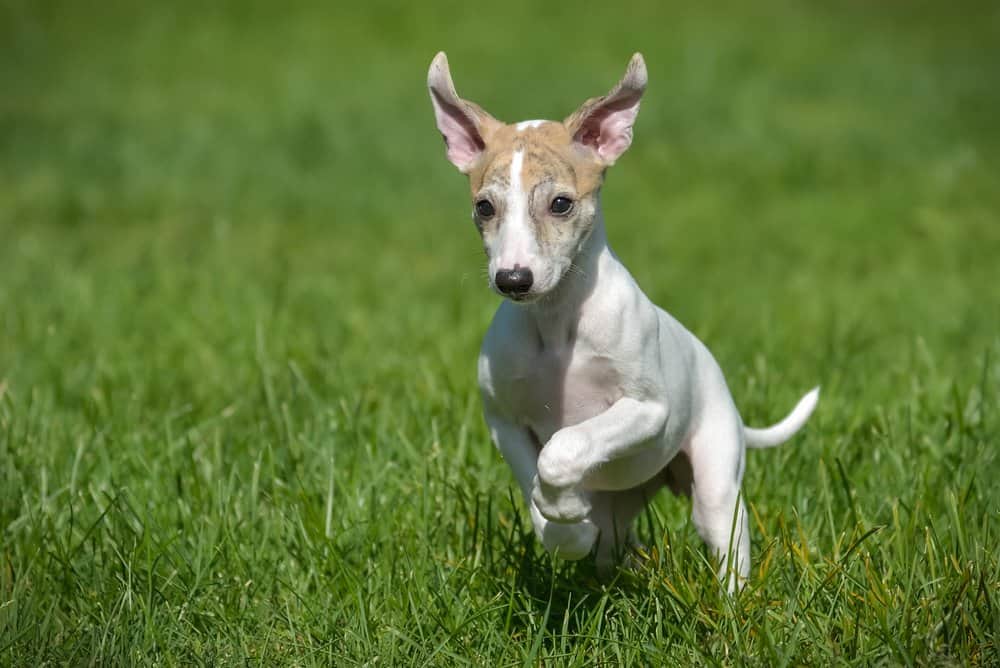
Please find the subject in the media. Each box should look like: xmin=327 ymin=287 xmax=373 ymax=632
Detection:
xmin=532 ymin=477 xmax=591 ymax=523
xmin=536 ymin=430 xmax=588 ymax=489
xmin=538 ymin=516 xmax=599 ymax=561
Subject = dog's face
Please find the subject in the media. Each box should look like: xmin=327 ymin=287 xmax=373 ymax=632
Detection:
xmin=428 ymin=53 xmax=646 ymax=302
xmin=466 ymin=122 xmax=604 ymax=300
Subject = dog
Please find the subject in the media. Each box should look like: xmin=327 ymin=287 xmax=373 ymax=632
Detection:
xmin=427 ymin=52 xmax=818 ymax=590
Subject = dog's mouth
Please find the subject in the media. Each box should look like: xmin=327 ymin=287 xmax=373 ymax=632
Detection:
xmin=505 ymin=292 xmax=538 ymax=303
xmin=490 ymin=285 xmax=540 ymax=303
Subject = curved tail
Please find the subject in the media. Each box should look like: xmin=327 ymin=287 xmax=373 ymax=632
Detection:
xmin=744 ymin=387 xmax=820 ymax=448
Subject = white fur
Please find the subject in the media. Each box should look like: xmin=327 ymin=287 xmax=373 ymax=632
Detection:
xmin=472 ymin=144 xmax=819 ymax=593
xmin=479 ymin=214 xmax=818 ymax=590
xmin=516 ymin=119 xmax=547 ymax=131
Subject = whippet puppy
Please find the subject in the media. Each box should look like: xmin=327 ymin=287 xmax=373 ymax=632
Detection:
xmin=427 ymin=52 xmax=819 ymax=589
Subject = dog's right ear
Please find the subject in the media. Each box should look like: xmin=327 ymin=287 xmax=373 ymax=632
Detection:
xmin=427 ymin=52 xmax=500 ymax=173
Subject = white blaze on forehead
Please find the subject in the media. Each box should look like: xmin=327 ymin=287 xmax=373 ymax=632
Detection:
xmin=509 ymin=149 xmax=524 ymax=206
xmin=516 ymin=119 xmax=547 ymax=131
xmin=495 ymin=149 xmax=537 ymax=270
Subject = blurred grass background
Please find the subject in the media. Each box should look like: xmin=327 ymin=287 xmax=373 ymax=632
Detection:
xmin=1 ymin=0 xmax=998 ymax=664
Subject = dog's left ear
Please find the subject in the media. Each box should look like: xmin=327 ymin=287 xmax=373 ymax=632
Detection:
xmin=427 ymin=52 xmax=501 ymax=173
xmin=564 ymin=53 xmax=647 ymax=166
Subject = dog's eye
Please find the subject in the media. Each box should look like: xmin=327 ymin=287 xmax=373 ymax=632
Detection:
xmin=550 ymin=196 xmax=573 ymax=215
xmin=475 ymin=200 xmax=495 ymax=218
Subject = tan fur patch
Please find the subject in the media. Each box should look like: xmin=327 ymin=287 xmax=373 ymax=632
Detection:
xmin=469 ymin=122 xmax=604 ymax=197
xmin=468 ymin=122 xmax=608 ymax=258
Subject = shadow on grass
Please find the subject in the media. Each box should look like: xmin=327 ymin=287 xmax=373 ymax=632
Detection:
xmin=465 ymin=485 xmax=713 ymax=640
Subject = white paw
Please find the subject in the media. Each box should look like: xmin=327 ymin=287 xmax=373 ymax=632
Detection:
xmin=532 ymin=476 xmax=591 ymax=523
xmin=536 ymin=429 xmax=589 ymax=489
xmin=538 ymin=517 xmax=599 ymax=561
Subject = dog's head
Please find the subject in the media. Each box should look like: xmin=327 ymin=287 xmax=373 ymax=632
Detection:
xmin=428 ymin=53 xmax=647 ymax=302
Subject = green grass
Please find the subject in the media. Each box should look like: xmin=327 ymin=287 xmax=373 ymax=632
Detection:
xmin=2 ymin=0 xmax=999 ymax=664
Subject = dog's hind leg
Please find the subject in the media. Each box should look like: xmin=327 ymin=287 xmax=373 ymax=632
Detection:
xmin=687 ymin=400 xmax=751 ymax=592
xmin=590 ymin=475 xmax=665 ymax=576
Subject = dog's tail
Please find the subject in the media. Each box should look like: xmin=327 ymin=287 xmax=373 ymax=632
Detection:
xmin=744 ymin=387 xmax=820 ymax=448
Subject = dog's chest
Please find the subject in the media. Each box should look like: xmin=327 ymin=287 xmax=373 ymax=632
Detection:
xmin=498 ymin=344 xmax=623 ymax=443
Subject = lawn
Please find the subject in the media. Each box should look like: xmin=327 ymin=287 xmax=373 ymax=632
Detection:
xmin=1 ymin=0 xmax=998 ymax=664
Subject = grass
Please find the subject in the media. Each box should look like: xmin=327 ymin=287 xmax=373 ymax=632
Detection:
xmin=1 ymin=0 xmax=999 ymax=664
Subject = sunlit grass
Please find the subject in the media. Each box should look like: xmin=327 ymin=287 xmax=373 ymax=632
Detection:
xmin=1 ymin=0 xmax=998 ymax=664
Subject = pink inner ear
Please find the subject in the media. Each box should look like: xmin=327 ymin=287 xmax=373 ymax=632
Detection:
xmin=576 ymin=94 xmax=641 ymax=163
xmin=431 ymin=91 xmax=485 ymax=171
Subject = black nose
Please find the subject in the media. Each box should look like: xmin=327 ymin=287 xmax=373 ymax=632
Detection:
xmin=494 ymin=267 xmax=534 ymax=296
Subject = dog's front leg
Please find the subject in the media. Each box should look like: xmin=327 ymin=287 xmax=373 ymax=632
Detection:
xmin=484 ymin=407 xmax=599 ymax=560
xmin=533 ymin=397 xmax=668 ymax=523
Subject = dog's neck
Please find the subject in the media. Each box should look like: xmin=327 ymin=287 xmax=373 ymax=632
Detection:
xmin=522 ymin=210 xmax=617 ymax=349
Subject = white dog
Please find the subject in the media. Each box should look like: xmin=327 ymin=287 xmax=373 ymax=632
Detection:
xmin=428 ymin=52 xmax=818 ymax=589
